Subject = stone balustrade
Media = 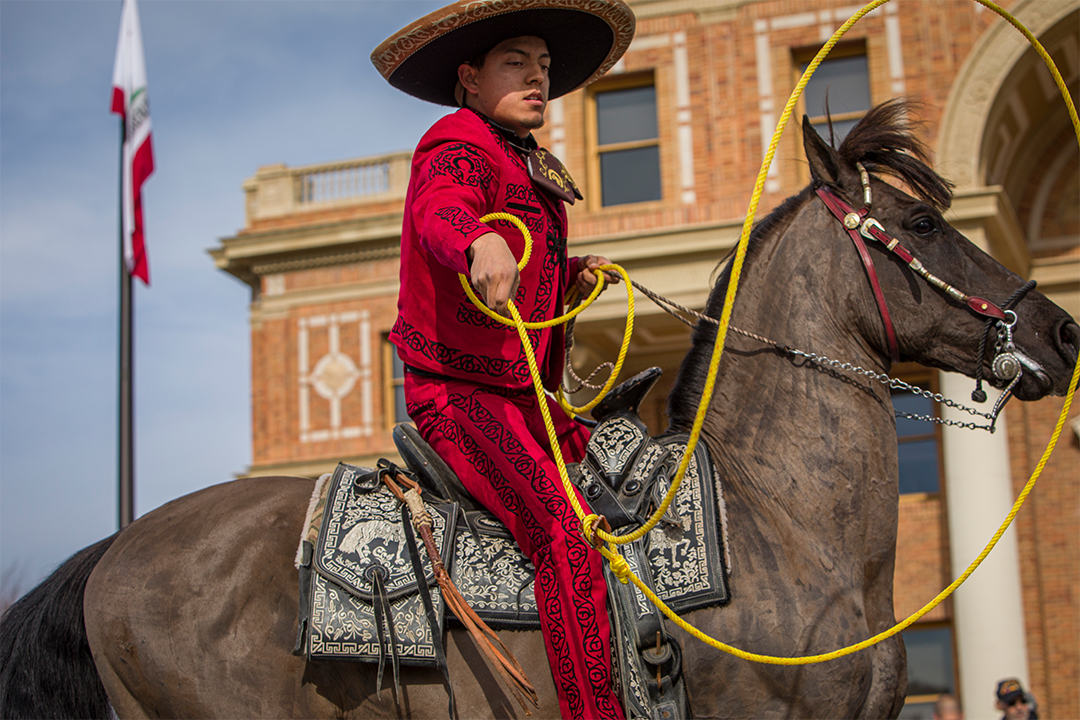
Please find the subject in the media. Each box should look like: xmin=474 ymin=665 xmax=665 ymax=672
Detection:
xmin=243 ymin=151 xmax=411 ymax=225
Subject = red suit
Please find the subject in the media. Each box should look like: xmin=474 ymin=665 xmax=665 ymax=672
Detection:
xmin=392 ymin=108 xmax=623 ymax=720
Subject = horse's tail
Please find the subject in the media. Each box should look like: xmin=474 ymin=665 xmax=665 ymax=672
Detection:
xmin=0 ymin=534 xmax=119 ymax=720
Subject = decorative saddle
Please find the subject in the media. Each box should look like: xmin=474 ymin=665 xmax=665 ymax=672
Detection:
xmin=293 ymin=368 xmax=731 ymax=719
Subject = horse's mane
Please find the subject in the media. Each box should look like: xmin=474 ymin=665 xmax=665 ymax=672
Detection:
xmin=836 ymin=99 xmax=954 ymax=212
xmin=666 ymin=100 xmax=953 ymax=431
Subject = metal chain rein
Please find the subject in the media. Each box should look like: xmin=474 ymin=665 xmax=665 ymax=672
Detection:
xmin=624 ymin=279 xmax=1019 ymax=432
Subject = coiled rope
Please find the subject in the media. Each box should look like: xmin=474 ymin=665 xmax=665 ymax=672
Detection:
xmin=458 ymin=0 xmax=1080 ymax=665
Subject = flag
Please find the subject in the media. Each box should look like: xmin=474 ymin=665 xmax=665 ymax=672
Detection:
xmin=111 ymin=0 xmax=153 ymax=285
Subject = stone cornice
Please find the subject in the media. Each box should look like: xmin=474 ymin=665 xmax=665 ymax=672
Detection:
xmin=246 ymin=218 xmax=744 ymax=324
xmin=1030 ymin=254 xmax=1080 ymax=292
xmin=570 ymin=216 xmax=743 ymax=261
xmin=629 ymin=0 xmax=744 ymax=23
xmin=252 ymin=279 xmax=401 ymax=325
xmin=569 ymin=218 xmax=744 ymax=322
xmin=210 ymin=211 xmax=403 ymax=290
xmin=251 ymin=244 xmax=400 ymax=276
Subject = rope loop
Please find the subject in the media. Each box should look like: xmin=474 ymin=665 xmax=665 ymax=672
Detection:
xmin=449 ymin=0 xmax=1080 ymax=666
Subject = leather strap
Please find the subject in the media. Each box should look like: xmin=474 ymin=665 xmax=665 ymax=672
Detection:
xmin=368 ymin=566 xmax=399 ymax=699
xmin=292 ymin=541 xmax=314 ymax=657
xmin=382 ymin=469 xmax=539 ymax=712
xmin=816 ymin=185 xmax=1010 ymax=364
xmin=816 ymin=186 xmax=901 ymax=362
xmin=856 ymin=214 xmax=1006 ymax=322
xmin=401 ymin=504 xmax=456 ymax=718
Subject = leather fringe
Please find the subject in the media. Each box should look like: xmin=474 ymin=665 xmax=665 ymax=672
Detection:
xmin=382 ymin=470 xmax=539 ymax=714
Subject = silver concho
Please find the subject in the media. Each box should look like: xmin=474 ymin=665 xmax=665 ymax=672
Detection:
xmin=993 ymin=352 xmax=1021 ymax=380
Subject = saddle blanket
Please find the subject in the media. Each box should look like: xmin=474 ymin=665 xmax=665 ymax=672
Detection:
xmin=294 ymin=430 xmax=729 ymax=666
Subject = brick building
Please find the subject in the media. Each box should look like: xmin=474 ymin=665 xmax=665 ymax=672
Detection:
xmin=211 ymin=1 xmax=1079 ymax=717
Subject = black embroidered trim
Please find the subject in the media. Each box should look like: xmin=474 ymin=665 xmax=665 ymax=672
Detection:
xmin=503 ymin=184 xmax=546 ymax=236
xmin=433 ymin=206 xmax=487 ymax=239
xmin=429 ymin=142 xmax=494 ymax=189
xmin=505 ymin=183 xmax=538 ymax=203
xmin=456 ymin=285 xmax=528 ymax=330
xmin=506 ymin=201 xmax=540 ymax=215
xmin=393 ymin=317 xmax=529 ymax=382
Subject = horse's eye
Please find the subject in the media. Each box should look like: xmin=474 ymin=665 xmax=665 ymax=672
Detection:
xmin=912 ymin=217 xmax=936 ymax=236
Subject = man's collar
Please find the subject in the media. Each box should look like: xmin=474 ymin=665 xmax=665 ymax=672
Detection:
xmin=463 ymin=107 xmax=581 ymax=205
xmin=466 ymin=108 xmax=538 ymax=154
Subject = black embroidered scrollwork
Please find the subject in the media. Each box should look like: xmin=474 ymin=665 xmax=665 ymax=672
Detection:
xmin=393 ymin=317 xmax=523 ymax=381
xmin=433 ymin=206 xmax=487 ymax=239
xmin=429 ymin=142 xmax=494 ymax=189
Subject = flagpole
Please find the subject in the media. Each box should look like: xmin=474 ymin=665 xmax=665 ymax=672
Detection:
xmin=113 ymin=0 xmax=152 ymax=529
xmin=118 ymin=120 xmax=135 ymax=530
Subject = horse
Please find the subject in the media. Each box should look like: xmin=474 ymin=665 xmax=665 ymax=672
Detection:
xmin=2 ymin=100 xmax=1076 ymax=719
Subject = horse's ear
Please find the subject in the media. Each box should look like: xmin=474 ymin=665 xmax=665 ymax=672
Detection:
xmin=803 ymin=115 xmax=841 ymax=186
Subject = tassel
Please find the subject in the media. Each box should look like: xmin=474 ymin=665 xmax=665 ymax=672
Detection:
xmin=383 ymin=471 xmax=539 ymax=713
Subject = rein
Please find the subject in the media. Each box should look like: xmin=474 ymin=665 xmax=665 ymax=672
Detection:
xmin=628 ymin=278 xmax=1020 ymax=432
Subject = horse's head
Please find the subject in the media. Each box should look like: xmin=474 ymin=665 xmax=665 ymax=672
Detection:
xmin=804 ymin=100 xmax=1078 ymax=401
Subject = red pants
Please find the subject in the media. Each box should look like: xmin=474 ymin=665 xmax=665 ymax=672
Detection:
xmin=405 ymin=373 xmax=624 ymax=720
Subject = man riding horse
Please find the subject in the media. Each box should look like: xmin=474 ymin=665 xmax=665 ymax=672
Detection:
xmin=371 ymin=1 xmax=636 ymax=717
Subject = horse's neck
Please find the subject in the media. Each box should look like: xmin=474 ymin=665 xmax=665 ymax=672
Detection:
xmin=701 ymin=210 xmax=899 ymax=555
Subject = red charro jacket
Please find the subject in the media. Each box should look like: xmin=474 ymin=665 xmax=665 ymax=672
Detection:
xmin=390 ymin=108 xmax=579 ymax=391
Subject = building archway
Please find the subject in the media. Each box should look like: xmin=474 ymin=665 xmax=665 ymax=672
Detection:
xmin=938 ymin=0 xmax=1078 ymax=314
xmin=934 ymin=4 xmax=1078 ymax=719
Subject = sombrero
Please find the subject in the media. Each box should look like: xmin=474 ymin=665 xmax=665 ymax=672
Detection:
xmin=371 ymin=0 xmax=636 ymax=107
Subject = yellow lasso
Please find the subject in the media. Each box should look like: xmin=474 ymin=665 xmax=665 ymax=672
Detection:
xmin=460 ymin=0 xmax=1080 ymax=666
xmin=457 ymin=212 xmax=636 ymax=414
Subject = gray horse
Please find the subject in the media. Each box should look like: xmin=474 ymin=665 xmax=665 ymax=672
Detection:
xmin=2 ymin=101 xmax=1076 ymax=719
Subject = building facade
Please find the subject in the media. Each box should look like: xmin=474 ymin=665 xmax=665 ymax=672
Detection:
xmin=211 ymin=1 xmax=1079 ymax=717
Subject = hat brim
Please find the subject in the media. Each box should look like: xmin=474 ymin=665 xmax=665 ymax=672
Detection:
xmin=372 ymin=0 xmax=635 ymax=107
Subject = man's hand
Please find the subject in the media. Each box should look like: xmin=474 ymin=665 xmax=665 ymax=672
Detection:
xmin=466 ymin=232 xmax=520 ymax=317
xmin=574 ymin=255 xmax=620 ymax=296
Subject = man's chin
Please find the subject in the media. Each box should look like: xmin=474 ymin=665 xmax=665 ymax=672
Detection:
xmin=519 ymin=114 xmax=545 ymax=131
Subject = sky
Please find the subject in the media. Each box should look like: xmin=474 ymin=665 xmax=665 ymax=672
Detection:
xmin=0 ymin=0 xmax=450 ymax=598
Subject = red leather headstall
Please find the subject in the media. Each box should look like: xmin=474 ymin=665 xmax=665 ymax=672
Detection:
xmin=815 ymin=183 xmax=1007 ymax=364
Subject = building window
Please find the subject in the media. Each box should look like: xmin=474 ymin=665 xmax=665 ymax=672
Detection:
xmin=892 ymin=375 xmax=942 ymax=495
xmin=797 ymin=43 xmax=870 ymax=146
xmin=898 ymin=625 xmax=958 ymax=719
xmin=589 ymin=74 xmax=662 ymax=207
xmin=383 ymin=337 xmax=409 ymax=427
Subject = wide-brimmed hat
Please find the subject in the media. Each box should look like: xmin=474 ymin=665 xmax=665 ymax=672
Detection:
xmin=371 ymin=0 xmax=636 ymax=107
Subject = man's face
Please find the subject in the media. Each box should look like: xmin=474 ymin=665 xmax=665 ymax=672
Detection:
xmin=998 ymin=698 xmax=1031 ymax=720
xmin=458 ymin=36 xmax=550 ymax=137
xmin=932 ymin=698 xmax=963 ymax=720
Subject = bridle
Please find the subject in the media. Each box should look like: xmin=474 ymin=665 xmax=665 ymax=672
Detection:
xmin=567 ymin=163 xmax=1036 ymax=433
xmin=815 ymin=162 xmax=1032 ymax=406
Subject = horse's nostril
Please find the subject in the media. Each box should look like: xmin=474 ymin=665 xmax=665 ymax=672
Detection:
xmin=1057 ymin=320 xmax=1080 ymax=363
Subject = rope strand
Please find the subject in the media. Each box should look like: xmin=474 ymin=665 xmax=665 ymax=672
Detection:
xmin=455 ymin=0 xmax=1080 ymax=666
